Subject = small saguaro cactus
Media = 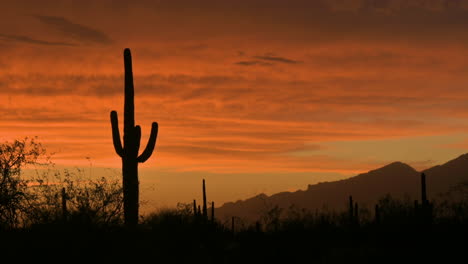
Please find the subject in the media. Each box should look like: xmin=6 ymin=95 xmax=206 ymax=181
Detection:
xmin=202 ymin=179 xmax=208 ymax=219
xmin=421 ymin=173 xmax=428 ymax=205
xmin=354 ymin=202 xmax=359 ymax=224
xmin=193 ymin=199 xmax=198 ymax=216
xmin=419 ymin=173 xmax=433 ymax=224
xmin=421 ymin=173 xmax=427 ymax=204
xmin=349 ymin=196 xmax=354 ymax=221
xmin=211 ymin=201 xmax=215 ymax=222
xmin=110 ymin=48 xmax=159 ymax=227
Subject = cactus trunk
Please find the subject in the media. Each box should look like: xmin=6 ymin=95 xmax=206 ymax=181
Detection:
xmin=122 ymin=159 xmax=139 ymax=226
xmin=421 ymin=173 xmax=427 ymax=205
xmin=193 ymin=199 xmax=197 ymax=216
xmin=110 ymin=48 xmax=159 ymax=227
xmin=211 ymin=201 xmax=215 ymax=222
xmin=202 ymin=179 xmax=207 ymax=219
xmin=419 ymin=173 xmax=433 ymax=224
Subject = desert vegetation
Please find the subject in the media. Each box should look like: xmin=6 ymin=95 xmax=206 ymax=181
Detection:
xmin=0 ymin=138 xmax=467 ymax=262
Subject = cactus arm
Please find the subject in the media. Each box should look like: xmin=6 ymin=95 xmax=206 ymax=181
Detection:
xmin=110 ymin=111 xmax=124 ymax=157
xmin=137 ymin=122 xmax=158 ymax=163
xmin=134 ymin=125 xmax=141 ymax=155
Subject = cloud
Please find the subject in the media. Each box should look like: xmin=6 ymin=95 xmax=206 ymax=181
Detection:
xmin=0 ymin=33 xmax=76 ymax=46
xmin=253 ymin=55 xmax=301 ymax=64
xmin=33 ymin=15 xmax=113 ymax=44
xmin=235 ymin=53 xmax=301 ymax=66
xmin=235 ymin=60 xmax=272 ymax=66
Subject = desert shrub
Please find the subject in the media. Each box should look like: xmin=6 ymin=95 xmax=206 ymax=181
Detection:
xmin=0 ymin=137 xmax=45 ymax=228
xmin=0 ymin=137 xmax=123 ymax=229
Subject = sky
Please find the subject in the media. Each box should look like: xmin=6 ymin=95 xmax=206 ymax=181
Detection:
xmin=2 ymin=0 xmax=468 ymax=211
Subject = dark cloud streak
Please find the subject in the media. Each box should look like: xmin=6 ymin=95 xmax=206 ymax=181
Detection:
xmin=33 ymin=15 xmax=113 ymax=44
xmin=235 ymin=60 xmax=272 ymax=66
xmin=254 ymin=55 xmax=301 ymax=64
xmin=0 ymin=33 xmax=76 ymax=46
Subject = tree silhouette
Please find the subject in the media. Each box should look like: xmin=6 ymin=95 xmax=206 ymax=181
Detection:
xmin=0 ymin=138 xmax=45 ymax=228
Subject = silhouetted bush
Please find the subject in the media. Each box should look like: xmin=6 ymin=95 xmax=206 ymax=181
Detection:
xmin=26 ymin=167 xmax=123 ymax=228
xmin=0 ymin=138 xmax=123 ymax=229
xmin=0 ymin=137 xmax=45 ymax=229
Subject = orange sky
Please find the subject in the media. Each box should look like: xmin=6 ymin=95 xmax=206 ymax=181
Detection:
xmin=2 ymin=0 xmax=468 ymax=210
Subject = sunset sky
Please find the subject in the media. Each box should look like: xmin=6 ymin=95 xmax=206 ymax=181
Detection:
xmin=2 ymin=0 xmax=468 ymax=210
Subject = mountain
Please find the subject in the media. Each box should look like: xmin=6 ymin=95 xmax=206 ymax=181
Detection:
xmin=422 ymin=153 xmax=468 ymax=195
xmin=216 ymin=154 xmax=468 ymax=222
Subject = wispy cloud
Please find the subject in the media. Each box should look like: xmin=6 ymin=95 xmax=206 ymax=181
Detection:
xmin=33 ymin=15 xmax=112 ymax=45
xmin=235 ymin=60 xmax=272 ymax=66
xmin=235 ymin=53 xmax=300 ymax=66
xmin=253 ymin=55 xmax=301 ymax=64
xmin=0 ymin=33 xmax=76 ymax=46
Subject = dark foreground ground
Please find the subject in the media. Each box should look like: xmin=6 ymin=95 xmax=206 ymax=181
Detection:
xmin=1 ymin=220 xmax=467 ymax=263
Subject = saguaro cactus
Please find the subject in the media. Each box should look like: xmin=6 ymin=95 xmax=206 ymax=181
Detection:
xmin=202 ymin=179 xmax=208 ymax=219
xmin=211 ymin=201 xmax=215 ymax=222
xmin=354 ymin=202 xmax=359 ymax=224
xmin=420 ymin=173 xmax=433 ymax=224
xmin=421 ymin=173 xmax=427 ymax=205
xmin=110 ymin=48 xmax=159 ymax=227
xmin=193 ymin=199 xmax=198 ymax=216
xmin=349 ymin=196 xmax=354 ymax=221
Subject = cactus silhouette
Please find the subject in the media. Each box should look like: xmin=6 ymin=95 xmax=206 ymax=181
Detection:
xmin=202 ymin=179 xmax=208 ymax=219
xmin=193 ymin=199 xmax=198 ymax=216
xmin=374 ymin=204 xmax=380 ymax=224
xmin=421 ymin=173 xmax=427 ymax=205
xmin=419 ymin=173 xmax=433 ymax=224
xmin=211 ymin=201 xmax=215 ymax=222
xmin=110 ymin=48 xmax=159 ymax=227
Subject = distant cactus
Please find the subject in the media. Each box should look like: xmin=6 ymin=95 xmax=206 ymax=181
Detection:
xmin=374 ymin=204 xmax=380 ymax=224
xmin=193 ymin=199 xmax=198 ymax=216
xmin=349 ymin=196 xmax=354 ymax=222
xmin=419 ymin=173 xmax=433 ymax=224
xmin=348 ymin=196 xmax=359 ymax=225
xmin=211 ymin=201 xmax=215 ymax=222
xmin=421 ymin=173 xmax=427 ymax=205
xmin=202 ymin=179 xmax=207 ymax=219
xmin=110 ymin=48 xmax=159 ymax=227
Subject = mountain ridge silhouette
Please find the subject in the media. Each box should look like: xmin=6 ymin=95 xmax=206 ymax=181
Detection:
xmin=216 ymin=153 xmax=468 ymax=221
